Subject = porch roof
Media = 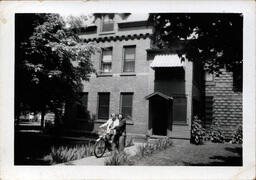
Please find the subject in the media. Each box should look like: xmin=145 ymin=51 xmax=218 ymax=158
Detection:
xmin=150 ymin=54 xmax=185 ymax=69
xmin=145 ymin=91 xmax=173 ymax=100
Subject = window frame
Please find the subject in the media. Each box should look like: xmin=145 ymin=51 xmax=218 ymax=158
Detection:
xmin=172 ymin=95 xmax=187 ymax=125
xmin=101 ymin=15 xmax=114 ymax=32
xmin=100 ymin=47 xmax=113 ymax=73
xmin=97 ymin=92 xmax=110 ymax=120
xmin=120 ymin=92 xmax=134 ymax=120
xmin=122 ymin=45 xmax=136 ymax=73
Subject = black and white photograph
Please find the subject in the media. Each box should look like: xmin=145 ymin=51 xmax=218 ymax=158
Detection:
xmin=0 ymin=1 xmax=255 ymax=180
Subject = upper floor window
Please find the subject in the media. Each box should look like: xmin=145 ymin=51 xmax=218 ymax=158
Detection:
xmin=123 ymin=46 xmax=136 ymax=72
xmin=101 ymin=47 xmax=112 ymax=73
xmin=101 ymin=15 xmax=114 ymax=32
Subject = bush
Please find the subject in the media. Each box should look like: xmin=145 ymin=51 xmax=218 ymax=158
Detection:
xmin=191 ymin=116 xmax=205 ymax=145
xmin=104 ymin=151 xmax=134 ymax=166
xmin=231 ymin=125 xmax=242 ymax=144
xmin=44 ymin=144 xmax=94 ymax=164
xmin=209 ymin=128 xmax=225 ymax=143
xmin=205 ymin=125 xmax=225 ymax=143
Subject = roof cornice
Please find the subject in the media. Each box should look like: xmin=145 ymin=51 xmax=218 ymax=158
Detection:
xmin=82 ymin=33 xmax=152 ymax=43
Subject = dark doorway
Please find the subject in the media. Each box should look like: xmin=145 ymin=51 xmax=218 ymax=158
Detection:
xmin=151 ymin=97 xmax=168 ymax=136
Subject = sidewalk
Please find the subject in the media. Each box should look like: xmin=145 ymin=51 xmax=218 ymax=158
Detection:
xmin=60 ymin=143 xmax=141 ymax=166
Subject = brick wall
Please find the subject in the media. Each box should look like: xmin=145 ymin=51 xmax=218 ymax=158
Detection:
xmin=64 ymin=37 xmax=154 ymax=136
xmin=204 ymin=69 xmax=242 ymax=140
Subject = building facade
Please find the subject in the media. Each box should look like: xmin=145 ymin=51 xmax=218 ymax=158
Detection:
xmin=64 ymin=13 xmax=242 ymax=140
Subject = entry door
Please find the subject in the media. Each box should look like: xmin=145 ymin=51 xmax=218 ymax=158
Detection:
xmin=152 ymin=98 xmax=168 ymax=136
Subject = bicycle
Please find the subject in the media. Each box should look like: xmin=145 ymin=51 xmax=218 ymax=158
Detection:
xmin=93 ymin=128 xmax=118 ymax=158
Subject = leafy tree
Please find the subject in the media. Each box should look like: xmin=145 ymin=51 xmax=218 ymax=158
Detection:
xmin=15 ymin=14 xmax=96 ymax=127
xmin=149 ymin=13 xmax=243 ymax=78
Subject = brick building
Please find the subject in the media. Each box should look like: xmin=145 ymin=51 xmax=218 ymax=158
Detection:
xmin=64 ymin=13 xmax=242 ymax=140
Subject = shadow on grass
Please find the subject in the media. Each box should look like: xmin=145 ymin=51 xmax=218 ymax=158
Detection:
xmin=183 ymin=146 xmax=242 ymax=166
xmin=14 ymin=131 xmax=94 ymax=165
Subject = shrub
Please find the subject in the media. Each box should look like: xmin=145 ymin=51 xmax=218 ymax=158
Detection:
xmin=104 ymin=151 xmax=134 ymax=166
xmin=209 ymin=128 xmax=225 ymax=143
xmin=205 ymin=125 xmax=225 ymax=143
xmin=191 ymin=116 xmax=205 ymax=145
xmin=44 ymin=143 xmax=94 ymax=164
xmin=231 ymin=125 xmax=242 ymax=144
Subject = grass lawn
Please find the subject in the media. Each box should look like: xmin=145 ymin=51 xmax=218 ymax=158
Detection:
xmin=135 ymin=140 xmax=242 ymax=166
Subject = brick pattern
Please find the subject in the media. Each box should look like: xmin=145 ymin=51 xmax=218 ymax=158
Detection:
xmin=205 ymin=69 xmax=242 ymax=140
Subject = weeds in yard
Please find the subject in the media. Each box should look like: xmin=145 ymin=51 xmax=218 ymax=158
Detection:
xmin=104 ymin=151 xmax=134 ymax=166
xmin=44 ymin=143 xmax=94 ymax=164
xmin=137 ymin=138 xmax=172 ymax=158
xmin=104 ymin=138 xmax=172 ymax=166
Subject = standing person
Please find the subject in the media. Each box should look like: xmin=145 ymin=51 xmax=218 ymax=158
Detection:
xmin=115 ymin=114 xmax=126 ymax=152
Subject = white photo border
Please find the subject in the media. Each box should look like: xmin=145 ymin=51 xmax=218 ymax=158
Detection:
xmin=0 ymin=1 xmax=255 ymax=179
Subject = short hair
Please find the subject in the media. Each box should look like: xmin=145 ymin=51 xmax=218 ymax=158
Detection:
xmin=110 ymin=113 xmax=115 ymax=117
xmin=118 ymin=113 xmax=124 ymax=119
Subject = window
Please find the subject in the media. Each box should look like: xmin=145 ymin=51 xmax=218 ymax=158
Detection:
xmin=101 ymin=48 xmax=112 ymax=73
xmin=173 ymin=96 xmax=187 ymax=124
xmin=101 ymin=15 xmax=114 ymax=32
xmin=123 ymin=46 xmax=136 ymax=72
xmin=98 ymin=93 xmax=110 ymax=119
xmin=76 ymin=93 xmax=88 ymax=119
xmin=120 ymin=93 xmax=133 ymax=120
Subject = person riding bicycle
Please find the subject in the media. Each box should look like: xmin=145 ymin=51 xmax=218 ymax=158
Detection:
xmin=99 ymin=113 xmax=119 ymax=143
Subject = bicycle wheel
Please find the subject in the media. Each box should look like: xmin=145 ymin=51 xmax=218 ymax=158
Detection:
xmin=94 ymin=139 xmax=106 ymax=158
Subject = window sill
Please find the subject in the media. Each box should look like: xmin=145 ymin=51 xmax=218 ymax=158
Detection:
xmin=173 ymin=122 xmax=188 ymax=126
xmin=126 ymin=120 xmax=134 ymax=125
xmin=99 ymin=31 xmax=116 ymax=36
xmin=97 ymin=73 xmax=113 ymax=77
xmin=120 ymin=73 xmax=136 ymax=76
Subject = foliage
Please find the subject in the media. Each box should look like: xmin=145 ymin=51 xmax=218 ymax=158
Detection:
xmin=205 ymin=126 xmax=225 ymax=143
xmin=125 ymin=136 xmax=134 ymax=147
xmin=191 ymin=116 xmax=205 ymax=145
xmin=137 ymin=138 xmax=172 ymax=158
xmin=44 ymin=144 xmax=94 ymax=164
xmin=15 ymin=14 xmax=97 ymax=124
xmin=231 ymin=125 xmax=242 ymax=144
xmin=104 ymin=151 xmax=134 ymax=166
xmin=149 ymin=13 xmax=243 ymax=76
xmin=104 ymin=138 xmax=172 ymax=165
